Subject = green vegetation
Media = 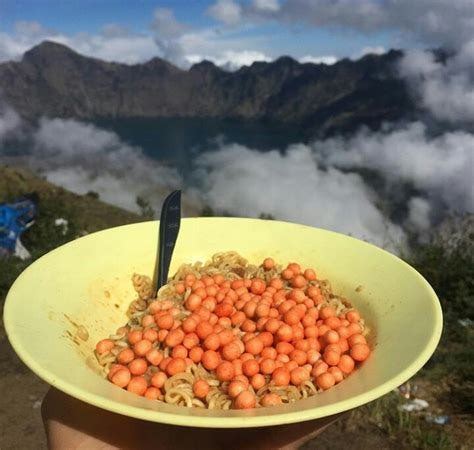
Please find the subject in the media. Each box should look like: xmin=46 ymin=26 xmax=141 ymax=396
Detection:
xmin=136 ymin=195 xmax=155 ymax=219
xmin=86 ymin=190 xmax=100 ymax=199
xmin=200 ymin=206 xmax=274 ymax=221
xmin=343 ymin=229 xmax=473 ymax=449
xmin=410 ymin=239 xmax=474 ymax=415
xmin=347 ymin=392 xmax=453 ymax=450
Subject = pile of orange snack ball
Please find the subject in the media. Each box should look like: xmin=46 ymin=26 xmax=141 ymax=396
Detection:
xmin=95 ymin=255 xmax=371 ymax=410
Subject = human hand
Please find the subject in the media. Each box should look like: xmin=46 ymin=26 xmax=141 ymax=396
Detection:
xmin=41 ymin=387 xmax=343 ymax=450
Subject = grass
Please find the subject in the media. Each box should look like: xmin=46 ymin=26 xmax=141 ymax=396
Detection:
xmin=410 ymin=238 xmax=474 ymax=417
xmin=346 ymin=392 xmax=454 ymax=449
xmin=345 ymin=228 xmax=474 ymax=449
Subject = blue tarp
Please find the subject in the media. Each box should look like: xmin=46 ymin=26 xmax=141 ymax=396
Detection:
xmin=0 ymin=194 xmax=38 ymax=258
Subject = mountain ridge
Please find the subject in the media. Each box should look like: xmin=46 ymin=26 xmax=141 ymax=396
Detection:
xmin=0 ymin=41 xmax=415 ymax=135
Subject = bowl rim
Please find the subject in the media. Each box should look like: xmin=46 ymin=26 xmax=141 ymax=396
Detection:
xmin=4 ymin=217 xmax=443 ymax=428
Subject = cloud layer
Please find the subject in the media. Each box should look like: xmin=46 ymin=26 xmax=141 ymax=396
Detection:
xmin=187 ymin=50 xmax=272 ymax=71
xmin=194 ymin=143 xmax=406 ymax=250
xmin=316 ymin=122 xmax=474 ymax=214
xmin=0 ymin=102 xmax=22 ymax=143
xmin=399 ymin=40 xmax=474 ymax=123
xmin=35 ymin=119 xmax=182 ymax=213
xmin=0 ymin=115 xmax=181 ymax=213
xmin=208 ymin=0 xmax=243 ymax=25
xmin=0 ymin=17 xmax=273 ymax=70
xmin=212 ymin=0 xmax=474 ymax=47
xmin=3 ymin=99 xmax=472 ymax=253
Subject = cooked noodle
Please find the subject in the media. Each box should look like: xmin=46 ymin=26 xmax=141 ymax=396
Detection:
xmin=96 ymin=252 xmax=369 ymax=409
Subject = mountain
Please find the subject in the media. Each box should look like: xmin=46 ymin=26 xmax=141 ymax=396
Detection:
xmin=0 ymin=41 xmax=415 ymax=135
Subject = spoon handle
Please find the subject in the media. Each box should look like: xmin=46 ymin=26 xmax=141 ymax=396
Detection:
xmin=156 ymin=190 xmax=181 ymax=293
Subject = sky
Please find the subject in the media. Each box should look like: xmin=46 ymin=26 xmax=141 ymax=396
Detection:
xmin=1 ymin=0 xmax=470 ymax=69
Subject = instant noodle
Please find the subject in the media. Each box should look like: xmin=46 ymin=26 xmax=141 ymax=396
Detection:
xmin=95 ymin=252 xmax=371 ymax=410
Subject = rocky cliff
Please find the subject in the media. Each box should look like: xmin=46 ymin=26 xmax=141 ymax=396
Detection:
xmin=0 ymin=41 xmax=414 ymax=134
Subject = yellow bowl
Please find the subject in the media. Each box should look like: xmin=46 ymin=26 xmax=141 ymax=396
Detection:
xmin=4 ymin=218 xmax=442 ymax=428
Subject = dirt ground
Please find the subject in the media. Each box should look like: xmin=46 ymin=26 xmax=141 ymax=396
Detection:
xmin=0 ymin=318 xmax=401 ymax=450
xmin=0 ymin=320 xmax=49 ymax=450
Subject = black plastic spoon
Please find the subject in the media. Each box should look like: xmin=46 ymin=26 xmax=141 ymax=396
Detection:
xmin=154 ymin=190 xmax=181 ymax=295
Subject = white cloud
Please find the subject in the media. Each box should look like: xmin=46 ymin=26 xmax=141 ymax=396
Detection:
xmin=386 ymin=0 xmax=474 ymax=47
xmin=0 ymin=35 xmax=24 ymax=62
xmin=399 ymin=41 xmax=474 ymax=123
xmin=273 ymin=0 xmax=386 ymax=31
xmin=195 ymin=122 xmax=473 ymax=248
xmin=398 ymin=49 xmax=439 ymax=79
xmin=0 ymin=21 xmax=157 ymax=64
xmin=195 ymin=143 xmax=406 ymax=250
xmin=100 ymin=24 xmax=133 ymax=38
xmin=187 ymin=50 xmax=272 ymax=70
xmin=354 ymin=46 xmax=386 ymax=58
xmin=30 ymin=118 xmax=181 ymax=213
xmin=0 ymin=102 xmax=22 ymax=143
xmin=0 ymin=18 xmax=272 ymax=70
xmin=3 ymin=107 xmax=209 ymax=216
xmin=299 ymin=55 xmax=338 ymax=65
xmin=66 ymin=32 xmax=157 ymax=65
xmin=406 ymin=197 xmax=431 ymax=232
xmin=316 ymin=122 xmax=474 ymax=213
xmin=14 ymin=20 xmax=52 ymax=37
xmin=176 ymin=26 xmax=273 ymax=69
xmin=252 ymin=0 xmax=280 ymax=12
xmin=151 ymin=8 xmax=189 ymax=38
xmin=209 ymin=0 xmax=473 ymax=51
xmin=150 ymin=7 xmax=191 ymax=67
xmin=0 ymin=21 xmax=49 ymax=62
xmin=149 ymin=8 xmax=273 ymax=68
xmin=208 ymin=0 xmax=243 ymax=25
xmin=266 ymin=0 xmax=474 ymax=47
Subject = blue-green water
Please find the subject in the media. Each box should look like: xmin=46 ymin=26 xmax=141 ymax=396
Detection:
xmin=94 ymin=118 xmax=306 ymax=175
